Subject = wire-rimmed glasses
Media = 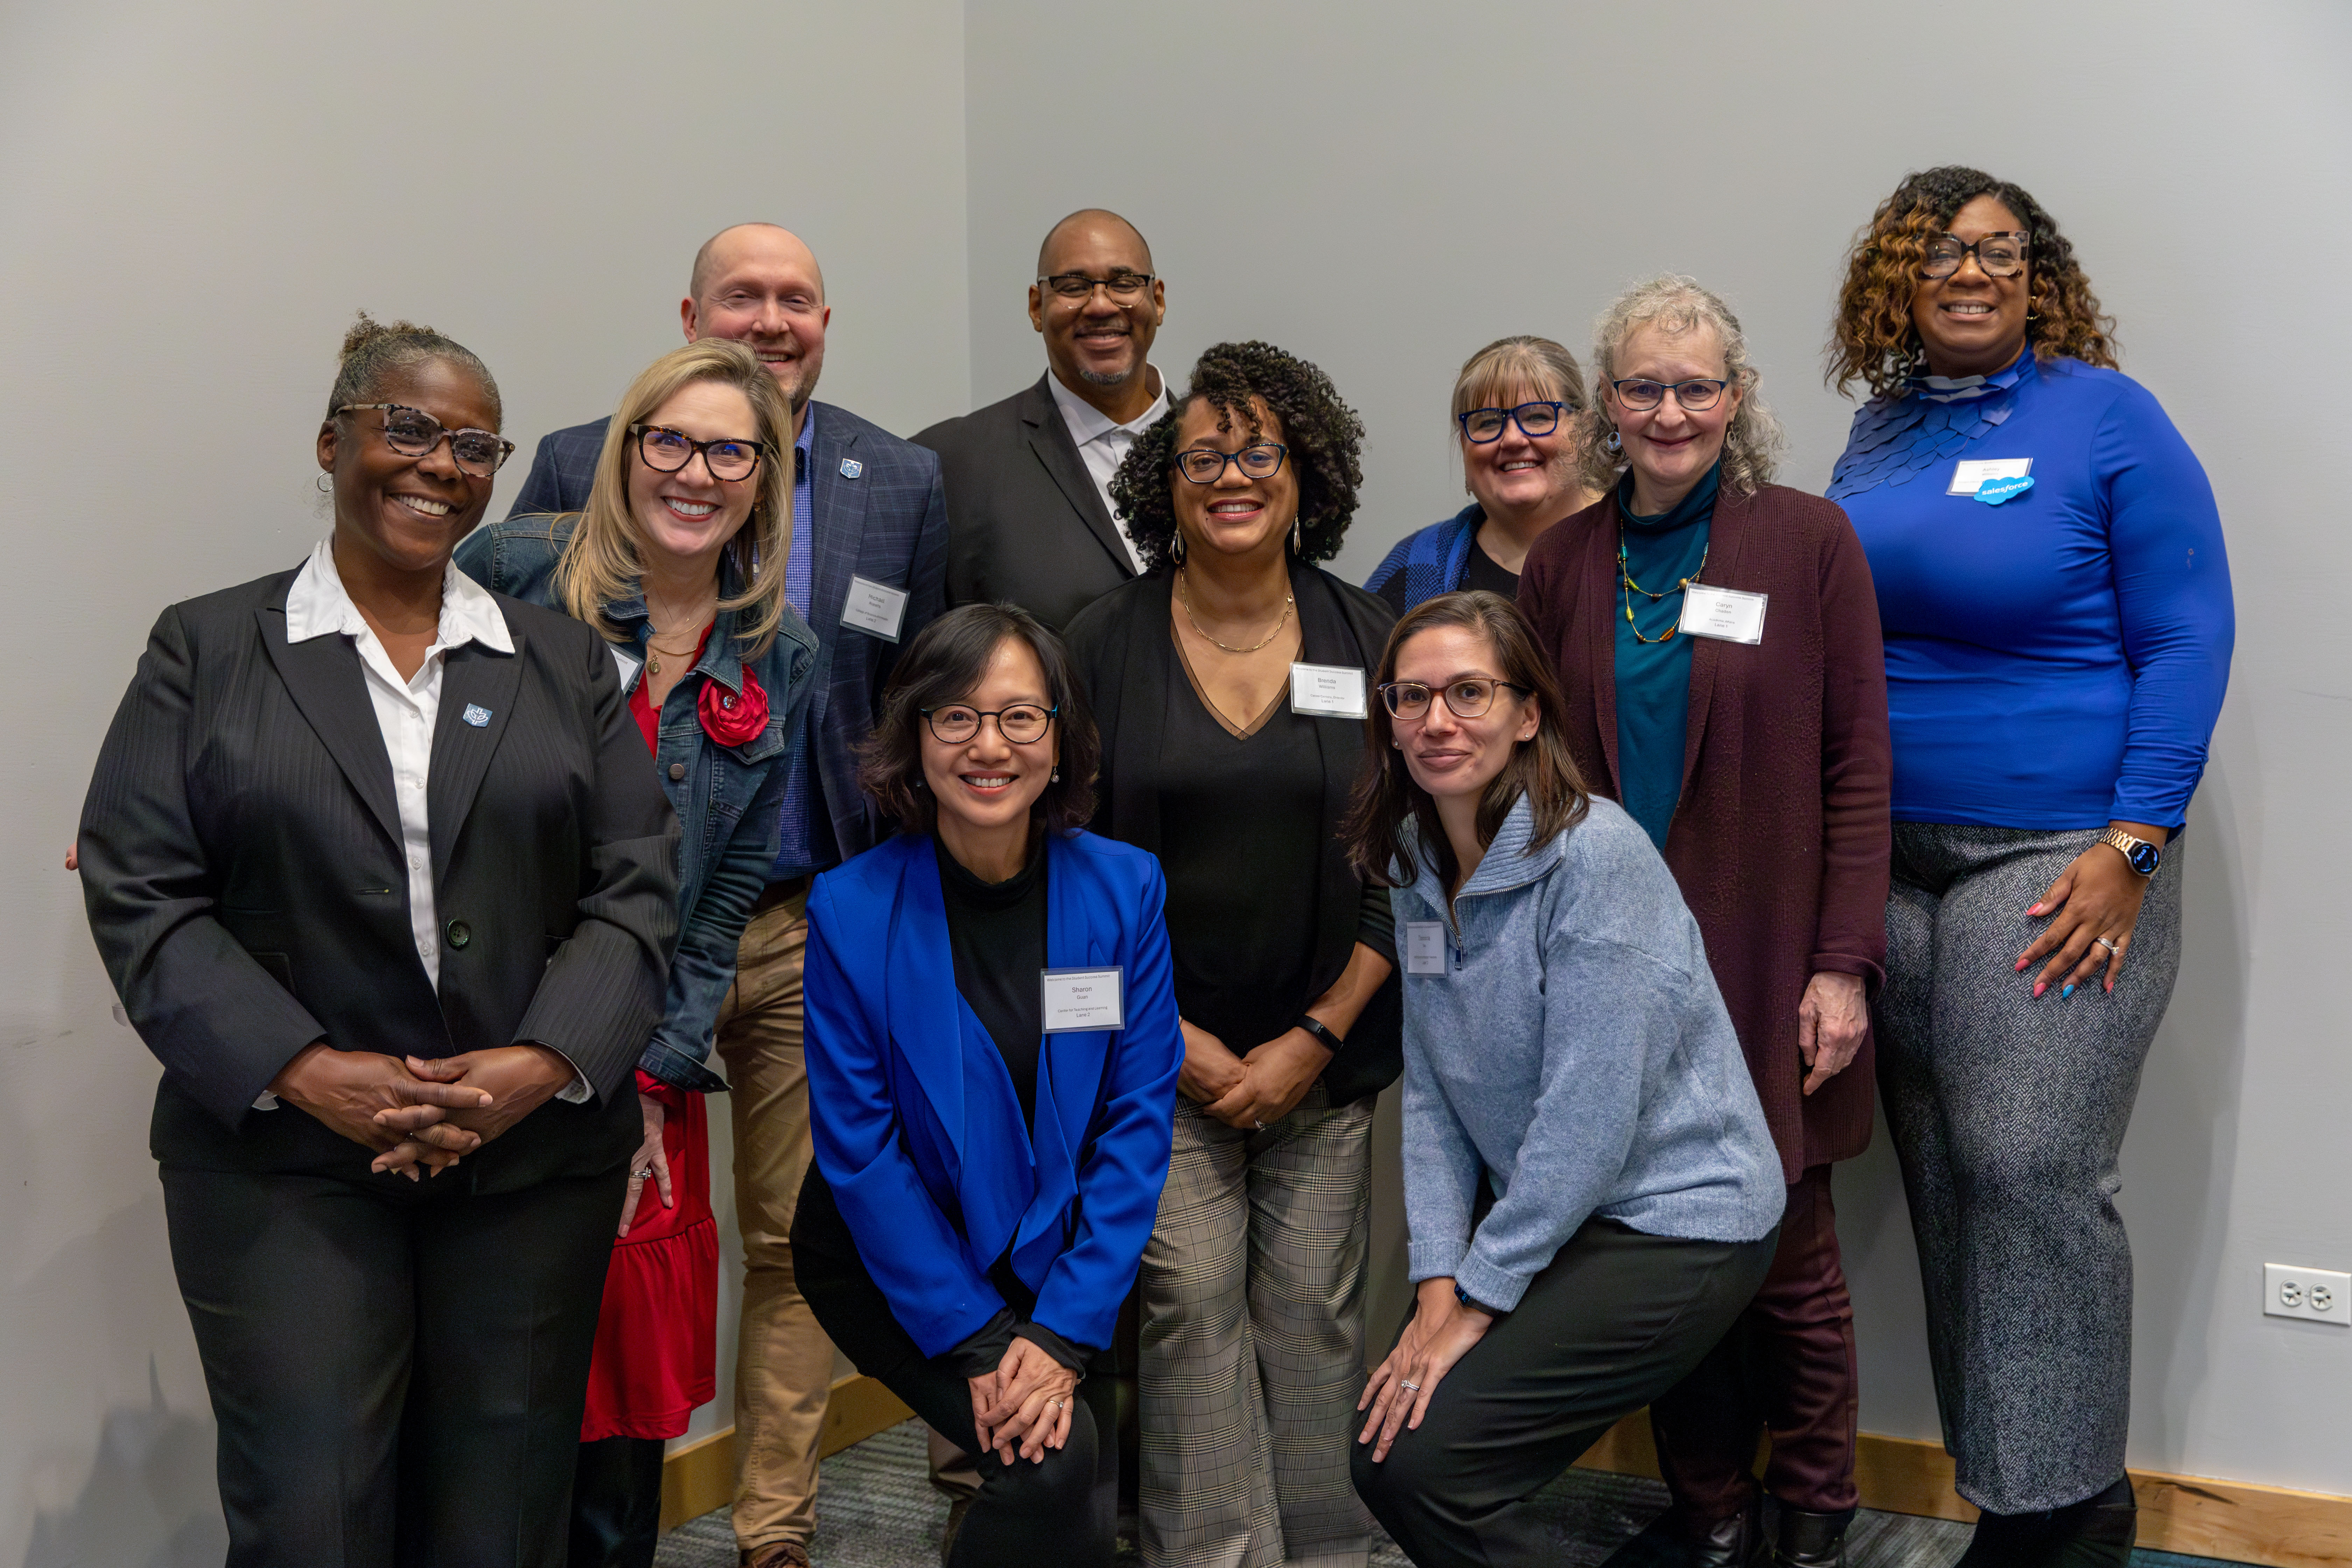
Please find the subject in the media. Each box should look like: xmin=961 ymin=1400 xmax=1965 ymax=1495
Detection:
xmin=1037 ymin=271 xmax=1155 ymax=303
xmin=336 ymin=404 xmax=514 ymax=477
xmin=1378 ymin=678 xmax=1528 ymax=721
xmin=1921 ymin=231 xmax=2030 ymax=280
xmin=629 ymin=424 xmax=766 ymax=482
xmin=1176 ymin=443 xmax=1287 ymax=485
xmin=1458 ymin=401 xmax=1569 ymax=444
xmin=922 ymin=703 xmax=1058 ymax=744
xmin=1609 ymin=378 xmax=1731 ymax=413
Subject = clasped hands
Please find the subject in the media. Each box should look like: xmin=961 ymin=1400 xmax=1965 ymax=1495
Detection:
xmin=967 ymin=1336 xmax=1080 ymax=1466
xmin=1177 ymin=1019 xmax=1331 ymax=1129
xmin=266 ymin=1041 xmax=576 ymax=1181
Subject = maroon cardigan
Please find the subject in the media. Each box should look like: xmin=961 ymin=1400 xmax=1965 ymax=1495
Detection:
xmin=1518 ymin=482 xmax=1891 ymax=1179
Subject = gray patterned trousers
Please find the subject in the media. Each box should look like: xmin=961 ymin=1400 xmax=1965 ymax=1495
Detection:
xmin=1140 ymin=1084 xmax=1376 ymax=1568
xmin=1876 ymin=822 xmax=2184 ymax=1514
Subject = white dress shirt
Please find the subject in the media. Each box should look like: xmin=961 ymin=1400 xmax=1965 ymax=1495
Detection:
xmin=261 ymin=539 xmax=586 ymax=1107
xmin=1047 ymin=364 xmax=1170 ymax=573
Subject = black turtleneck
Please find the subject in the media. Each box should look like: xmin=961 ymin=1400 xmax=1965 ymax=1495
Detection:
xmin=934 ymin=832 xmax=1048 ymax=1126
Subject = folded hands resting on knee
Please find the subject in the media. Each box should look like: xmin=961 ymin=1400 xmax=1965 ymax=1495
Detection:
xmin=971 ymin=1335 xmax=1079 ymax=1464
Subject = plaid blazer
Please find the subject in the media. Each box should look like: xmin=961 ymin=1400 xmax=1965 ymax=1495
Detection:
xmin=507 ymin=401 xmax=949 ymax=863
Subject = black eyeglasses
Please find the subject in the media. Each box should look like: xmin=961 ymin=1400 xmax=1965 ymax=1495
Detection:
xmin=1922 ymin=231 xmax=2030 ymax=280
xmin=337 ymin=404 xmax=514 ymax=477
xmin=1610 ymin=378 xmax=1730 ymax=413
xmin=922 ymin=704 xmax=1058 ymax=745
xmin=1176 ymin=443 xmax=1286 ymax=485
xmin=1378 ymin=678 xmax=1529 ymax=721
xmin=1037 ymin=271 xmax=1155 ymax=303
xmin=1459 ymin=401 xmax=1569 ymax=444
xmin=629 ymin=424 xmax=766 ymax=482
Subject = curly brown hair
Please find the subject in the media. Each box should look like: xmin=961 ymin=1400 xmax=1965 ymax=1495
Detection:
xmin=1827 ymin=166 xmax=2117 ymax=398
xmin=1109 ymin=341 xmax=1364 ymax=573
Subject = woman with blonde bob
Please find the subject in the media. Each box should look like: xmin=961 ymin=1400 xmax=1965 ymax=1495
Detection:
xmin=457 ymin=337 xmax=819 ymax=1568
xmin=1365 ymin=335 xmax=1600 ymax=615
xmin=1518 ymin=278 xmax=1891 ymax=1568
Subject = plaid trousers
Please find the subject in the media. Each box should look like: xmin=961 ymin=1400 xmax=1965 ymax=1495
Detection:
xmin=1139 ymin=1085 xmax=1376 ymax=1568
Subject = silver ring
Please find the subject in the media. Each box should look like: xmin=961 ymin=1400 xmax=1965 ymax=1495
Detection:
xmin=2095 ymin=936 xmax=2120 ymax=953
xmin=1051 ymin=1398 xmax=1067 ymax=1409
xmin=633 ymin=1166 xmax=654 ymax=1179
xmin=1253 ymin=1119 xmax=1266 ymax=1130
xmin=1399 ymin=1379 xmax=1421 ymax=1392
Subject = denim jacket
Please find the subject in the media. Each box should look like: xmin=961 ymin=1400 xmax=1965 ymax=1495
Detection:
xmin=455 ymin=517 xmax=820 ymax=1090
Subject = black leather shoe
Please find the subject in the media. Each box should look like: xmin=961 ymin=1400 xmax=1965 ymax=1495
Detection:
xmin=1769 ymin=1506 xmax=1853 ymax=1566
xmin=2045 ymin=1476 xmax=2136 ymax=1567
xmin=1597 ymin=1500 xmax=1762 ymax=1567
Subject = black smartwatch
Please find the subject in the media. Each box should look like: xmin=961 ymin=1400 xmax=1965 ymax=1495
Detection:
xmin=1295 ymin=1014 xmax=1346 ymax=1053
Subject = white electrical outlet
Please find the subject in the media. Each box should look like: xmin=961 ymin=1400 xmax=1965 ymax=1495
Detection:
xmin=2264 ymin=1264 xmax=2352 ymax=1325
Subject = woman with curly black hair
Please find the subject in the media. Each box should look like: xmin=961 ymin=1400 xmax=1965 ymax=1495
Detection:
xmin=1066 ymin=341 xmax=1401 ymax=1567
xmin=1826 ymin=167 xmax=2234 ymax=1564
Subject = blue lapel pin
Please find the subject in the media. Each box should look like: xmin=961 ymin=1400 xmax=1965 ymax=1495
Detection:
xmin=839 ymin=458 xmax=863 ymax=480
xmin=462 ymin=703 xmax=492 ymax=728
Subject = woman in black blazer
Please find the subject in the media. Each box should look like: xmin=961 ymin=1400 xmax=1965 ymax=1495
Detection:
xmin=77 ymin=316 xmax=680 ymax=1568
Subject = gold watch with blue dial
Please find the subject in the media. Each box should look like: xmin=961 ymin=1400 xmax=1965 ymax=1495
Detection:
xmin=2099 ymin=826 xmax=2162 ymax=877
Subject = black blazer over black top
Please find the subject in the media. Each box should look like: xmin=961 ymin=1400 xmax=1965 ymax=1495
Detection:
xmin=79 ymin=566 xmax=680 ymax=1189
xmin=1063 ymin=562 xmax=1402 ymax=1104
xmin=915 ymin=373 xmax=1140 ymax=632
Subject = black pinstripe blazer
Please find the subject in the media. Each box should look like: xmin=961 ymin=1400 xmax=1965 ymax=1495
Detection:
xmin=79 ymin=565 xmax=680 ymax=1187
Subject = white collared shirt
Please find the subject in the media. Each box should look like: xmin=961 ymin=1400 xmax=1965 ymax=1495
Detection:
xmin=269 ymin=539 xmax=586 ymax=1107
xmin=1047 ymin=364 xmax=1169 ymax=573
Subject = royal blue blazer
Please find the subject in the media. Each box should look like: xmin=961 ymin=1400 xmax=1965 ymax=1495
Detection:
xmin=804 ymin=828 xmax=1183 ymax=1358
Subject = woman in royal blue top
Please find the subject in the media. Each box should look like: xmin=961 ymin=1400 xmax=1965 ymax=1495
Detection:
xmin=793 ymin=603 xmax=1184 ymax=1568
xmin=1827 ymin=166 xmax=2234 ymax=1564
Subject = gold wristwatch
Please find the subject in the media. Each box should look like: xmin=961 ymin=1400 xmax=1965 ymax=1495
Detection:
xmin=2099 ymin=827 xmax=2162 ymax=878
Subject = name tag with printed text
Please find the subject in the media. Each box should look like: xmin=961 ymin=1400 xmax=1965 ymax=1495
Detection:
xmin=840 ymin=576 xmax=909 ymax=641
xmin=1948 ymin=457 xmax=2033 ymax=496
xmin=1678 ymin=585 xmax=1768 ymax=645
xmin=1289 ymin=662 xmax=1368 ymax=719
xmin=1405 ymin=922 xmax=1447 ymax=976
xmin=1042 ymin=967 xmax=1125 ymax=1033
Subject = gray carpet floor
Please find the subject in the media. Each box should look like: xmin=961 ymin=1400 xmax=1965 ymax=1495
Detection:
xmin=654 ymin=1421 xmax=2250 ymax=1568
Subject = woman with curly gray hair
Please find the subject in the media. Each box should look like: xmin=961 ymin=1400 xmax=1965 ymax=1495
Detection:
xmin=1520 ymin=278 xmax=1892 ymax=1568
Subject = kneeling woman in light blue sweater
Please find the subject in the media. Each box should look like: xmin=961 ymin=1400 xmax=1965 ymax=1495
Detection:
xmin=1345 ymin=590 xmax=1785 ymax=1567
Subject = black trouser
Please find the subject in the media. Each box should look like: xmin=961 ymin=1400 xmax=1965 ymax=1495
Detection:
xmin=160 ymin=1164 xmax=624 ymax=1568
xmin=567 ymin=1437 xmax=666 ymax=1568
xmin=1351 ymin=1219 xmax=1779 ymax=1567
xmin=793 ymin=1168 xmax=1119 ymax=1567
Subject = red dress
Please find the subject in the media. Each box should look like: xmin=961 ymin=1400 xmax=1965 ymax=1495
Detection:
xmin=580 ymin=639 xmax=720 ymax=1442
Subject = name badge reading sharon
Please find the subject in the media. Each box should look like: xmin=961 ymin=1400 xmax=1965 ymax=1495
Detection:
xmin=1678 ymin=585 xmax=1768 ymax=645
xmin=840 ymin=575 xmax=909 ymax=642
xmin=1948 ymin=457 xmax=2033 ymax=496
xmin=1289 ymin=662 xmax=1368 ymax=719
xmin=1404 ymin=922 xmax=1447 ymax=976
xmin=1041 ymin=967 xmax=1125 ymax=1033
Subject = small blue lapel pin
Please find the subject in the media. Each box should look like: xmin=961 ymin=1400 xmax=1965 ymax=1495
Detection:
xmin=461 ymin=703 xmax=492 ymax=728
xmin=839 ymin=458 xmax=863 ymax=480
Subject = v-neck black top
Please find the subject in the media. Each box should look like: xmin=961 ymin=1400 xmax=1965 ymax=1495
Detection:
xmin=934 ymin=834 xmax=1048 ymax=1127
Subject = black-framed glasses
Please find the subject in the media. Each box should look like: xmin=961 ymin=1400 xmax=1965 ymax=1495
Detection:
xmin=1459 ymin=401 xmax=1570 ymax=444
xmin=1037 ymin=271 xmax=1155 ymax=303
xmin=1610 ymin=378 xmax=1730 ymax=413
xmin=922 ymin=703 xmax=1058 ymax=745
xmin=1922 ymin=231 xmax=2030 ymax=280
xmin=1378 ymin=678 xmax=1528 ymax=721
xmin=337 ymin=403 xmax=514 ymax=476
xmin=629 ymin=424 xmax=766 ymax=483
xmin=1176 ymin=443 xmax=1287 ymax=485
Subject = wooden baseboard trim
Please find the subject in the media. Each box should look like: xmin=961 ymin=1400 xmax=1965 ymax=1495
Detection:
xmin=658 ymin=1374 xmax=916 ymax=1533
xmin=1572 ymin=1413 xmax=2352 ymax=1568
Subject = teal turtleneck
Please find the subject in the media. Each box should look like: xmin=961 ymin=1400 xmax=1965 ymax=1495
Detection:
xmin=1613 ymin=460 xmax=1720 ymax=849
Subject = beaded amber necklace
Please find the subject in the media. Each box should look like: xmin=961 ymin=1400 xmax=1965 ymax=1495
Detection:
xmin=1617 ymin=524 xmax=1709 ymax=645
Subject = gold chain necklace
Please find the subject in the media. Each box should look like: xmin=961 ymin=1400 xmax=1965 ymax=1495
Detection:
xmin=1177 ymin=568 xmax=1294 ymax=654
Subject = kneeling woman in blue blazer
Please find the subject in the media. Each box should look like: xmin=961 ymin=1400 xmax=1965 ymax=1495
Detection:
xmin=794 ymin=603 xmax=1184 ymax=1567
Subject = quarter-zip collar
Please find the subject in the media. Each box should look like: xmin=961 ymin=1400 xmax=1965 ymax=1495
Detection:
xmin=1400 ymin=791 xmax=1566 ymax=927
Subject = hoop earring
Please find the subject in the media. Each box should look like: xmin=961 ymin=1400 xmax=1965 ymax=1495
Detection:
xmin=1170 ymin=530 xmax=1186 ymax=565
xmin=316 ymin=473 xmax=332 ymax=493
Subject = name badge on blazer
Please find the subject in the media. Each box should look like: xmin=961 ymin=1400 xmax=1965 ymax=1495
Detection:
xmin=1042 ymin=967 xmax=1124 ymax=1033
xmin=1678 ymin=585 xmax=1767 ymax=645
xmin=840 ymin=576 xmax=909 ymax=642
xmin=1289 ymin=662 xmax=1368 ymax=719
xmin=1404 ymin=922 xmax=1447 ymax=976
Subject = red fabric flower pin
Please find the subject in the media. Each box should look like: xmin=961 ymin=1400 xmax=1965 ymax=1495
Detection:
xmin=698 ymin=666 xmax=769 ymax=747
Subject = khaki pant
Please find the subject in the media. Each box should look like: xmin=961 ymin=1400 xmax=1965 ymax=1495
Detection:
xmin=715 ymin=891 xmax=835 ymax=1554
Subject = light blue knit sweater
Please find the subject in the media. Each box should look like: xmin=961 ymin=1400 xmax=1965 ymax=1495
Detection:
xmin=1393 ymin=794 xmax=1783 ymax=1311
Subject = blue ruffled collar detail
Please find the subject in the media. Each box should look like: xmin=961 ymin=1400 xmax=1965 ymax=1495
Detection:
xmin=1826 ymin=353 xmax=2039 ymax=502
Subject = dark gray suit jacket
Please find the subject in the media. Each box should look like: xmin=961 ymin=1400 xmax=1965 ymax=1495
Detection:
xmin=508 ymin=401 xmax=948 ymax=864
xmin=913 ymin=374 xmax=1140 ymax=632
xmin=79 ymin=567 xmax=680 ymax=1186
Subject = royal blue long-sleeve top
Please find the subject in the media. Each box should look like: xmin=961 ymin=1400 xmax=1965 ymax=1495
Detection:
xmin=1827 ymin=355 xmax=2233 ymax=831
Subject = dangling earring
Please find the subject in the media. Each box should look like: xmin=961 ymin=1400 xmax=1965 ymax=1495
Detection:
xmin=1051 ymin=760 xmax=1061 ymax=783
xmin=1603 ymin=428 xmax=1623 ymax=457
xmin=749 ymin=531 xmax=762 ymax=580
xmin=1290 ymin=517 xmax=1303 ymax=553
xmin=316 ymin=472 xmax=332 ymax=493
